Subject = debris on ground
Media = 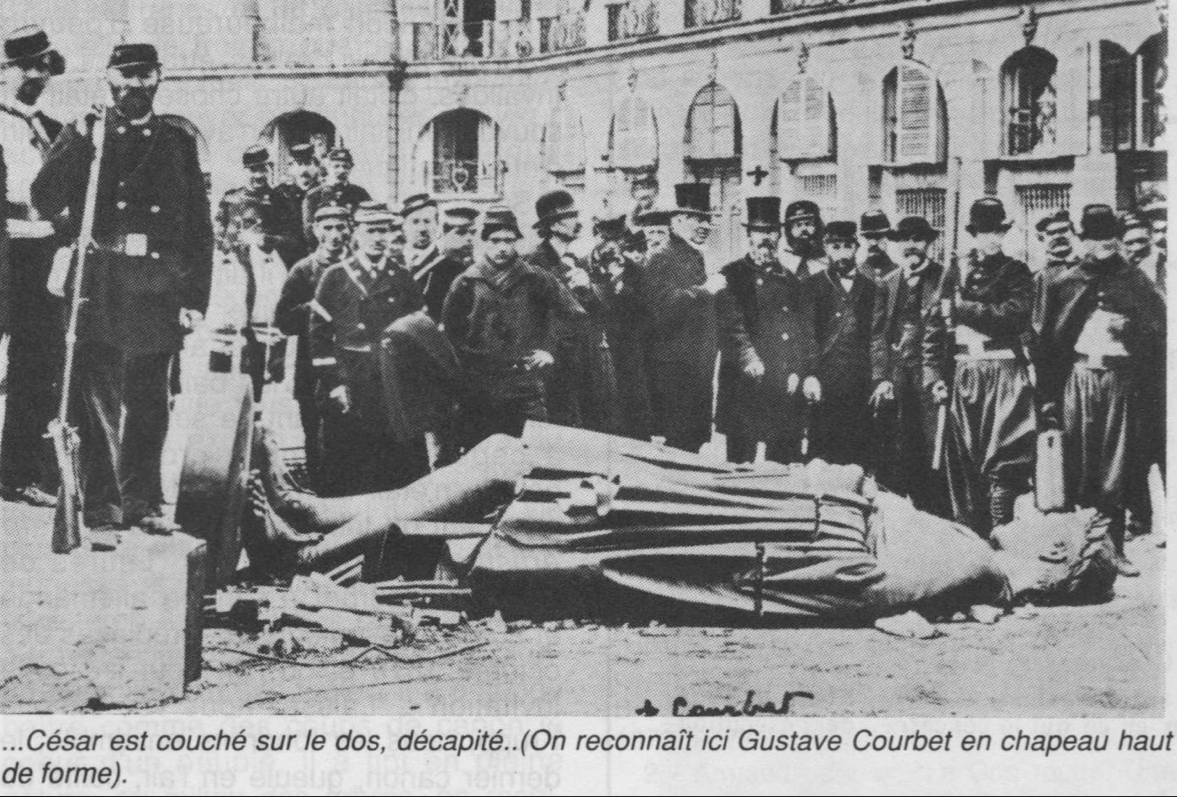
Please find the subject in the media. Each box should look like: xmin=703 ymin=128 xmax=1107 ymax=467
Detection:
xmin=968 ymin=604 xmax=1005 ymax=625
xmin=874 ymin=611 xmax=942 ymax=639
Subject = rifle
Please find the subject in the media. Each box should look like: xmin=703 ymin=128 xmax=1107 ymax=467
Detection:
xmin=932 ymin=155 xmax=964 ymax=472
xmin=48 ymin=103 xmax=108 ymax=553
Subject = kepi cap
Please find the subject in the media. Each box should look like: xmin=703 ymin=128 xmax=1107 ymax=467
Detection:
xmin=3 ymin=25 xmax=65 ymax=75
xmin=108 ymin=43 xmax=160 ymax=71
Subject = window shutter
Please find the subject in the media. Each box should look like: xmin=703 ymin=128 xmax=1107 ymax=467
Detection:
xmin=777 ymin=78 xmax=805 ymax=158
xmin=497 ymin=0 xmax=523 ymax=20
xmin=562 ymin=107 xmax=585 ymax=171
xmin=779 ymin=76 xmax=831 ymax=159
xmin=417 ymin=121 xmax=435 ymax=191
xmin=1056 ymin=42 xmax=1091 ymax=156
xmin=897 ymin=61 xmax=934 ymax=164
xmin=613 ymin=95 xmax=656 ymax=169
xmin=801 ymin=76 xmax=831 ymax=158
xmin=399 ymin=0 xmax=435 ymax=24
xmin=477 ymin=115 xmax=499 ymax=193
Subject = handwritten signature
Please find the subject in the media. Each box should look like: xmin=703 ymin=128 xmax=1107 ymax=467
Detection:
xmin=636 ymin=690 xmax=814 ymax=717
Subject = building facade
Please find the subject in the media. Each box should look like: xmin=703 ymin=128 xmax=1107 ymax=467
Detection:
xmin=9 ymin=0 xmax=1168 ymax=267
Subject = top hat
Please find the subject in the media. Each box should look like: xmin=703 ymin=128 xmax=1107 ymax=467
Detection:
xmin=242 ymin=144 xmax=270 ymax=169
xmin=289 ymin=142 xmax=316 ymax=164
xmin=534 ymin=189 xmax=579 ymax=229
xmin=441 ymin=203 xmax=479 ymax=227
xmin=673 ymin=183 xmax=713 ymax=217
xmin=400 ymin=192 xmax=437 ymax=218
xmin=1035 ymin=208 xmax=1073 ymax=234
xmin=4 ymin=25 xmax=65 ymax=75
xmin=744 ymin=196 xmax=782 ymax=230
xmin=966 ymin=197 xmax=1013 ymax=235
xmin=325 ymin=147 xmax=353 ymax=165
xmin=824 ymin=220 xmax=858 ymax=242
xmin=859 ymin=209 xmax=892 ymax=237
xmin=481 ymin=205 xmax=522 ymax=240
xmin=313 ymin=204 xmax=351 ymax=224
xmin=108 ymin=43 xmax=160 ymax=71
xmin=784 ymin=199 xmax=821 ymax=226
xmin=888 ymin=216 xmax=939 ymax=242
xmin=353 ymin=201 xmax=396 ymax=226
xmin=1078 ymin=204 xmax=1117 ymax=241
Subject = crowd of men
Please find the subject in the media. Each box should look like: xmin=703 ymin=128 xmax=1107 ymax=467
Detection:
xmin=0 ymin=27 xmax=1168 ymax=582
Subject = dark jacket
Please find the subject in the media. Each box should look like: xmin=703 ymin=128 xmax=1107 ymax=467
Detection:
xmin=716 ymin=255 xmax=817 ymax=438
xmin=301 ymin=181 xmax=370 ymax=244
xmin=811 ymin=267 xmax=877 ymax=398
xmin=32 ymin=112 xmax=214 ymax=354
xmin=871 ymin=261 xmax=951 ymax=391
xmin=275 ymin=247 xmax=344 ymax=400
xmin=309 ymin=255 xmax=426 ymax=427
xmin=218 ymin=183 xmax=304 ymax=268
xmin=1031 ymin=252 xmax=1166 ymax=425
xmin=644 ymin=233 xmax=717 ymax=370
xmin=0 ymin=143 xmax=8 ymax=334
xmin=441 ymin=255 xmax=584 ymax=402
xmin=271 ymin=181 xmax=311 ymax=265
xmin=411 ymin=245 xmax=467 ymax=322
xmin=952 ymin=251 xmax=1034 ymax=351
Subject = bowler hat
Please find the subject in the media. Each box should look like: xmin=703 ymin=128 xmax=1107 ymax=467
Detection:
xmin=1138 ymin=192 xmax=1167 ymax=220
xmin=744 ymin=197 xmax=782 ymax=230
xmin=313 ymin=204 xmax=351 ymax=224
xmin=3 ymin=25 xmax=65 ymax=75
xmin=966 ymin=197 xmax=1013 ymax=235
xmin=1078 ymin=204 xmax=1117 ymax=241
xmin=784 ymin=200 xmax=821 ymax=226
xmin=289 ymin=142 xmax=316 ymax=164
xmin=108 ymin=43 xmax=160 ymax=71
xmin=824 ymin=221 xmax=858 ymax=242
xmin=353 ymin=201 xmax=396 ymax=226
xmin=673 ymin=183 xmax=714 ymax=217
xmin=1035 ymin=209 xmax=1073 ymax=234
xmin=481 ymin=206 xmax=522 ymax=240
xmin=242 ymin=144 xmax=270 ymax=169
xmin=534 ymin=189 xmax=579 ymax=229
xmin=859 ymin=209 xmax=892 ymax=237
xmin=401 ymin=192 xmax=437 ymax=218
xmin=888 ymin=216 xmax=939 ymax=242
xmin=1117 ymin=211 xmax=1149 ymax=238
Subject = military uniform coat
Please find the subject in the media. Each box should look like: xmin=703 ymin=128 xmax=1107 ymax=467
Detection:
xmin=275 ymin=247 xmax=344 ymax=401
xmin=716 ymin=255 xmax=817 ymax=447
xmin=32 ymin=112 xmax=214 ymax=354
xmin=644 ymin=234 xmax=718 ymax=451
xmin=301 ymin=181 xmax=370 ymax=244
xmin=409 ymin=244 xmax=466 ymax=321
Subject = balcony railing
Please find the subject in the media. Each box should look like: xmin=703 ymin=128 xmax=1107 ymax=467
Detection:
xmin=686 ymin=0 xmax=742 ymax=29
xmin=423 ymin=158 xmax=503 ymax=198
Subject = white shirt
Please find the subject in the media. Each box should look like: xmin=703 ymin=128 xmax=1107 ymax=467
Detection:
xmin=0 ymin=100 xmax=52 ymax=237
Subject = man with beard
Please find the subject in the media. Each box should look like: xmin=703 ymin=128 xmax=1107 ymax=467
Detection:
xmin=1139 ymin=194 xmax=1166 ymax=293
xmin=717 ymin=196 xmax=819 ymax=464
xmin=274 ymin=204 xmax=352 ymax=491
xmin=301 ymin=148 xmax=370 ymax=246
xmin=810 ymin=220 xmax=877 ymax=466
xmin=442 ymin=206 xmax=584 ymax=448
xmin=627 ymin=172 xmax=659 ymax=231
xmin=309 ymin=203 xmax=429 ymax=496
xmin=217 ymin=145 xmax=299 ymax=264
xmin=780 ymin=200 xmax=828 ymax=279
xmin=1036 ymin=209 xmax=1079 ymax=273
xmin=591 ymin=216 xmax=651 ymax=440
xmin=944 ymin=198 xmax=1036 ymax=537
xmin=870 ymin=215 xmax=951 ymax=516
xmin=32 ymin=43 xmax=214 ymax=534
xmin=271 ymin=142 xmax=320 ymax=267
xmin=1032 ymin=204 xmax=1165 ymax=576
xmin=419 ymin=204 xmax=476 ymax=321
xmin=0 ymin=25 xmax=65 ymax=508
xmin=636 ymin=205 xmax=671 ymax=253
xmin=1119 ymin=213 xmax=1156 ymax=275
xmin=857 ymin=209 xmax=898 ymax=283
xmin=646 ymin=183 xmax=724 ymax=452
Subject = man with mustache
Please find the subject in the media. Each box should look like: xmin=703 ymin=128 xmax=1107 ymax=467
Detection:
xmin=869 ymin=215 xmax=952 ymax=516
xmin=271 ymin=142 xmax=320 ymax=266
xmin=0 ymin=25 xmax=65 ymax=508
xmin=1032 ymin=204 xmax=1166 ymax=576
xmin=216 ymin=145 xmax=300 ymax=268
xmin=943 ymin=198 xmax=1036 ymax=537
xmin=857 ymin=209 xmax=898 ymax=283
xmin=1036 ymin=209 xmax=1079 ymax=272
xmin=810 ymin=220 xmax=878 ymax=466
xmin=646 ymin=183 xmax=725 ymax=452
xmin=419 ymin=204 xmax=477 ymax=321
xmin=779 ymin=200 xmax=829 ymax=279
xmin=32 ymin=43 xmax=214 ymax=534
xmin=717 ymin=196 xmax=819 ymax=464
xmin=301 ymin=147 xmax=370 ymax=247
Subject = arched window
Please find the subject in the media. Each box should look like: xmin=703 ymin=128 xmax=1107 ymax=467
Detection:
xmin=416 ymin=108 xmax=501 ymax=198
xmin=608 ymin=93 xmax=658 ymax=171
xmin=1139 ymin=33 xmax=1167 ymax=150
xmin=1002 ymin=47 xmax=1059 ymax=155
xmin=776 ymin=74 xmax=834 ymax=161
xmin=260 ymin=110 xmax=337 ymax=178
xmin=882 ymin=61 xmax=947 ymax=165
xmin=541 ymin=102 xmax=586 ymax=175
xmin=1100 ymin=41 xmax=1136 ymax=152
xmin=684 ymin=82 xmax=741 ymax=162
